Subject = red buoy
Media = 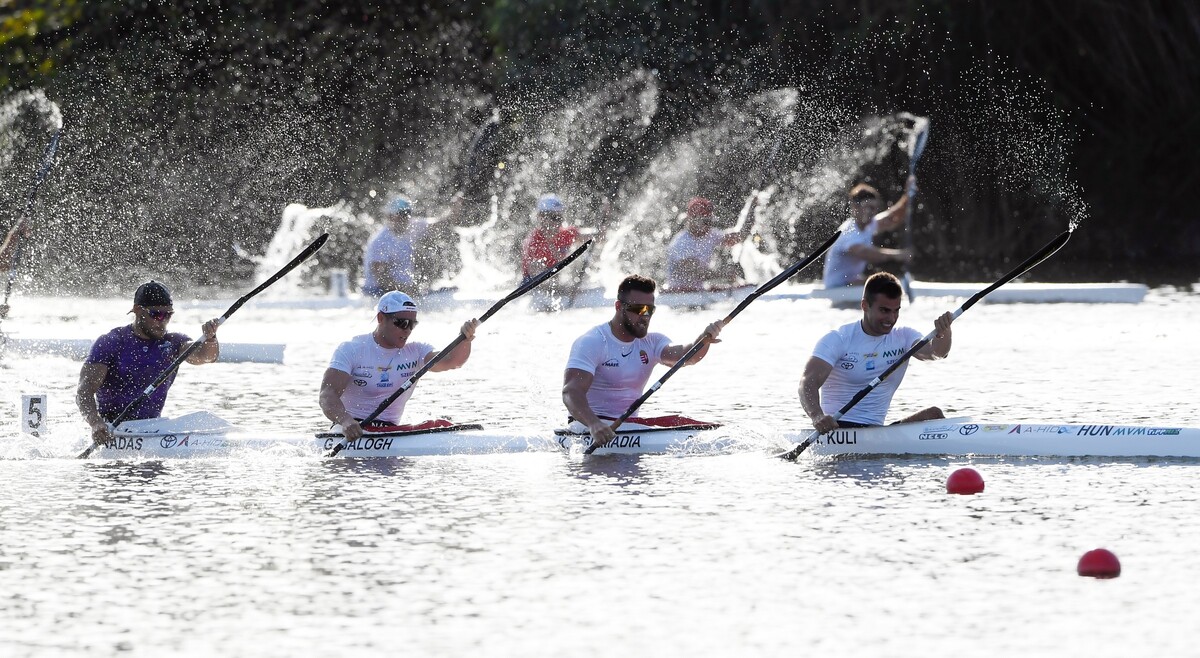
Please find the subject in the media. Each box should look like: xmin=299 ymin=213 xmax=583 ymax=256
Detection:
xmin=1077 ymin=548 xmax=1121 ymax=578
xmin=946 ymin=467 xmax=985 ymax=494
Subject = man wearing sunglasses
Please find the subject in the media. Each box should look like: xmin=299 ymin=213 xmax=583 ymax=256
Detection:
xmin=822 ymin=177 xmax=916 ymax=288
xmin=562 ymin=275 xmax=725 ymax=446
xmin=76 ymin=280 xmax=221 ymax=446
xmin=319 ymin=290 xmax=479 ymax=441
xmin=363 ymin=194 xmax=464 ymax=298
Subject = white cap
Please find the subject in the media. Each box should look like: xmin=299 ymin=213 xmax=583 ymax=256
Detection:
xmin=377 ymin=291 xmax=419 ymax=313
xmin=536 ymin=194 xmax=564 ymax=213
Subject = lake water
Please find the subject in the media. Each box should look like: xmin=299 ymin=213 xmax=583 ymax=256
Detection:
xmin=1 ymin=287 xmax=1199 ymax=656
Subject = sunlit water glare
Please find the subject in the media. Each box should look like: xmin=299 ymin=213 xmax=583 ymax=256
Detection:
xmin=2 ymin=288 xmax=1199 ymax=656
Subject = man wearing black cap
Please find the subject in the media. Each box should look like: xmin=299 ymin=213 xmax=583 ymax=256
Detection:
xmin=75 ymin=280 xmax=221 ymax=445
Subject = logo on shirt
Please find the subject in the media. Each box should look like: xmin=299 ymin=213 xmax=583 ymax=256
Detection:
xmin=601 ymin=358 xmax=620 ymax=368
xmin=352 ymin=366 xmax=373 ymax=379
xmin=639 ymin=350 xmax=649 ymax=364
xmin=353 ymin=379 xmax=367 ymax=387
xmin=839 ymin=361 xmax=854 ymax=370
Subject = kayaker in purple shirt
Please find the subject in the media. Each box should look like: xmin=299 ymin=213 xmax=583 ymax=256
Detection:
xmin=75 ymin=280 xmax=221 ymax=445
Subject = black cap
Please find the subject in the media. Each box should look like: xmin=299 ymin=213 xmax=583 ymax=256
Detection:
xmin=134 ymin=280 xmax=172 ymax=306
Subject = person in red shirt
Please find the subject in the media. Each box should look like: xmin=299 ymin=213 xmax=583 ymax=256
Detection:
xmin=520 ymin=194 xmax=585 ymax=283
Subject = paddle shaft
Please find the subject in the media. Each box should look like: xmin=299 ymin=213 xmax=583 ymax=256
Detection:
xmin=76 ymin=233 xmax=330 ymax=459
xmin=779 ymin=229 xmax=1072 ymax=461
xmin=564 ymin=198 xmax=617 ymax=309
xmin=2 ymin=129 xmax=62 ymax=320
xmin=899 ymin=119 xmax=928 ymax=302
xmin=582 ymin=230 xmax=841 ymax=454
xmin=326 ymin=239 xmax=593 ymax=457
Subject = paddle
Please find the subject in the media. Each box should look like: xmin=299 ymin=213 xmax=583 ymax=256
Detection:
xmin=326 ymin=238 xmax=593 ymax=457
xmin=582 ymin=230 xmax=841 ymax=454
xmin=1 ymin=128 xmax=62 ymax=335
xmin=727 ymin=131 xmax=786 ymax=269
xmin=898 ymin=114 xmax=929 ymax=303
xmin=777 ymin=229 xmax=1072 ymax=461
xmin=77 ymin=233 xmax=330 ymax=459
xmin=563 ymin=200 xmax=613 ymax=309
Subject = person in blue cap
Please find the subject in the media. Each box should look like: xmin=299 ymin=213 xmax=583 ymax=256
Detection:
xmin=363 ymin=194 xmax=463 ymax=297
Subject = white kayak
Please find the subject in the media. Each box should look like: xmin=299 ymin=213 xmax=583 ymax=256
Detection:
xmin=2 ymin=337 xmax=285 ymax=364
xmin=788 ymin=417 xmax=1200 ymax=458
xmin=69 ymin=413 xmax=1200 ymax=459
xmin=811 ymin=281 xmax=1148 ymax=304
xmin=82 ymin=412 xmax=557 ymax=458
xmin=75 ymin=413 xmax=742 ymax=459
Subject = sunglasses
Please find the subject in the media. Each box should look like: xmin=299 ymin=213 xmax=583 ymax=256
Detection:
xmin=390 ymin=317 xmax=419 ymax=330
xmin=141 ymin=307 xmax=174 ymax=321
xmin=621 ymin=301 xmax=656 ymax=317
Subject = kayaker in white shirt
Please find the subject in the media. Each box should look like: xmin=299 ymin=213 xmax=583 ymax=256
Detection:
xmin=800 ymin=272 xmax=953 ymax=434
xmin=563 ymin=274 xmax=725 ymax=446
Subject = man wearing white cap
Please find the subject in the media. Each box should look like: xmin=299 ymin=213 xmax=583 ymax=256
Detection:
xmin=363 ymin=195 xmax=464 ymax=298
xmin=318 ymin=290 xmax=479 ymax=440
xmin=520 ymin=193 xmax=592 ymax=283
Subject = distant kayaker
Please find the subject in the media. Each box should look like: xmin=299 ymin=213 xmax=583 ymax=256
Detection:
xmin=562 ymin=274 xmax=724 ymax=447
xmin=319 ymin=291 xmax=479 ymax=441
xmin=520 ymin=194 xmax=600 ymax=284
xmin=664 ymin=193 xmax=759 ymax=292
xmin=821 ymin=177 xmax=916 ymax=288
xmin=362 ymin=194 xmax=463 ymax=298
xmin=0 ymin=218 xmax=32 ymax=319
xmin=799 ymin=272 xmax=953 ymax=433
xmin=75 ymin=281 xmax=222 ymax=445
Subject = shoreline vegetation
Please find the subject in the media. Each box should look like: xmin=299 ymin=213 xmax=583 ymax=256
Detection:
xmin=1 ymin=2 xmax=1196 ymax=290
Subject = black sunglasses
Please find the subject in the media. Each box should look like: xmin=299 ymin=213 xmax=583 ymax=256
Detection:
xmin=620 ymin=301 xmax=656 ymax=317
xmin=390 ymin=317 xmax=419 ymax=330
xmin=391 ymin=316 xmax=420 ymax=331
xmin=140 ymin=306 xmax=174 ymax=321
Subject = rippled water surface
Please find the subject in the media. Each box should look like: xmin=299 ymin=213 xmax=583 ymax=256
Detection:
xmin=2 ymin=288 xmax=1199 ymax=656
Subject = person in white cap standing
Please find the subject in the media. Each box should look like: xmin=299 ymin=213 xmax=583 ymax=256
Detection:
xmin=520 ymin=193 xmax=594 ymax=284
xmin=318 ymin=290 xmax=479 ymax=440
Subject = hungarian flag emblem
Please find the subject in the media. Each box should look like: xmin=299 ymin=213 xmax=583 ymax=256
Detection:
xmin=639 ymin=350 xmax=649 ymax=364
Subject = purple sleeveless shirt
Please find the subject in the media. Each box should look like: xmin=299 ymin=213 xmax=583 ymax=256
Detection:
xmin=85 ymin=325 xmax=191 ymax=420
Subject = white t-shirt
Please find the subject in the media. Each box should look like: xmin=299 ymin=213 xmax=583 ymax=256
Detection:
xmin=565 ymin=323 xmax=672 ymax=418
xmin=665 ymin=228 xmax=726 ymax=289
xmin=329 ymin=334 xmax=435 ymax=423
xmin=363 ymin=219 xmax=430 ymax=292
xmin=812 ymin=320 xmax=924 ymax=425
xmin=822 ymin=217 xmax=877 ymax=287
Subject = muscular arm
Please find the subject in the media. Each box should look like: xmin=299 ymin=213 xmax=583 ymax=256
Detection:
xmin=873 ymin=194 xmax=910 ymax=233
xmin=563 ymin=368 xmax=615 ymax=444
xmin=799 ymin=356 xmax=839 ymax=433
xmin=319 ymin=367 xmax=363 ymax=440
xmin=722 ymin=192 xmax=760 ymax=246
xmin=915 ymin=312 xmax=953 ymax=361
xmin=660 ymin=320 xmax=724 ymax=366
xmin=76 ymin=362 xmax=112 ymax=443
xmin=426 ymin=319 xmax=478 ymax=371
xmin=847 ymin=242 xmax=910 ymax=265
xmin=184 ymin=318 xmax=221 ymax=365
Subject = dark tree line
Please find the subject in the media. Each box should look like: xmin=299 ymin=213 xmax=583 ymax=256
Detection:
xmin=2 ymin=1 xmax=1196 ymax=287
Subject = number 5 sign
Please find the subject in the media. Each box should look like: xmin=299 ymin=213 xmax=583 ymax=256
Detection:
xmin=21 ymin=394 xmax=47 ymax=437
